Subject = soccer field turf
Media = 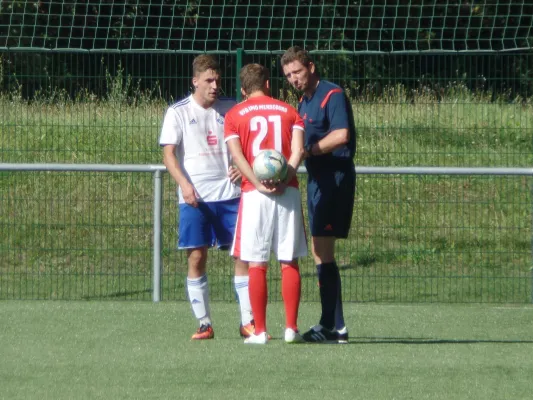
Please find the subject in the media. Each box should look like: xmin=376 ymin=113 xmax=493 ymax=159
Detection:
xmin=1 ymin=301 xmax=532 ymax=400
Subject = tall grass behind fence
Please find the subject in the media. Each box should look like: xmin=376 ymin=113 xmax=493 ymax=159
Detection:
xmin=1 ymin=52 xmax=532 ymax=302
xmin=1 ymin=170 xmax=530 ymax=303
xmin=2 ymin=51 xmax=532 ymax=166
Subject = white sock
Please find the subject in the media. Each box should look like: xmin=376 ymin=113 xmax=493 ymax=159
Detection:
xmin=234 ymin=275 xmax=253 ymax=325
xmin=187 ymin=275 xmax=211 ymax=326
xmin=337 ymin=326 xmax=348 ymax=334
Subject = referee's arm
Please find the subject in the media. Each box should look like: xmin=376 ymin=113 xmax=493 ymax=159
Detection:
xmin=306 ymin=128 xmax=349 ymax=157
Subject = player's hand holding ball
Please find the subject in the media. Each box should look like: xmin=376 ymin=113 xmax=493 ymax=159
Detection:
xmin=253 ymin=149 xmax=288 ymax=195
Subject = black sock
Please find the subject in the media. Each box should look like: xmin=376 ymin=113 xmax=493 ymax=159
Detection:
xmin=316 ymin=262 xmax=338 ymax=330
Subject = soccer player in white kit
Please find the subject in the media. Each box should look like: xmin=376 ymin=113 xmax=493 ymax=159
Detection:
xmin=159 ymin=54 xmax=254 ymax=340
xmin=224 ymin=63 xmax=308 ymax=344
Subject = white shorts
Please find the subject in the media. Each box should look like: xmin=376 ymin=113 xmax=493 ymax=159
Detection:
xmin=231 ymin=187 xmax=308 ymax=263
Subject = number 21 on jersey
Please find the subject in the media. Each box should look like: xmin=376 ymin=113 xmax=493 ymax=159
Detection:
xmin=250 ymin=115 xmax=282 ymax=156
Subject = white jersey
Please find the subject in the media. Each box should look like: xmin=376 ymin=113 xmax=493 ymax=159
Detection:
xmin=159 ymin=95 xmax=240 ymax=203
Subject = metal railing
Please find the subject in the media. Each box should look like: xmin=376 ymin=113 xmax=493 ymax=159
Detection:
xmin=2 ymin=163 xmax=532 ymax=303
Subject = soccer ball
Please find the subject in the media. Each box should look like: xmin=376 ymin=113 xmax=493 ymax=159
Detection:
xmin=252 ymin=149 xmax=288 ymax=181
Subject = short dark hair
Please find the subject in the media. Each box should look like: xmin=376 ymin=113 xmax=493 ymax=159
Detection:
xmin=240 ymin=63 xmax=269 ymax=95
xmin=280 ymin=46 xmax=314 ymax=68
xmin=192 ymin=54 xmax=220 ymax=77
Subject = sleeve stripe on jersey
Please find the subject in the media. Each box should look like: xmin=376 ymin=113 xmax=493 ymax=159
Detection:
xmin=224 ymin=134 xmax=240 ymax=143
xmin=292 ymin=124 xmax=304 ymax=131
xmin=320 ymin=89 xmax=343 ymax=108
xmin=171 ymin=98 xmax=190 ymax=109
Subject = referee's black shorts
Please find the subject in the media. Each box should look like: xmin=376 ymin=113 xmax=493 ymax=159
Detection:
xmin=306 ymin=168 xmax=356 ymax=238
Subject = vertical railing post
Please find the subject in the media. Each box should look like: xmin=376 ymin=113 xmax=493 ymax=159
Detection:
xmin=530 ymin=268 xmax=533 ymax=304
xmin=236 ymin=48 xmax=243 ymax=102
xmin=152 ymin=169 xmax=163 ymax=303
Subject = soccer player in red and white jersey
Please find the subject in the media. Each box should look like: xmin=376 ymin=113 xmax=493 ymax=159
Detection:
xmin=224 ymin=63 xmax=308 ymax=344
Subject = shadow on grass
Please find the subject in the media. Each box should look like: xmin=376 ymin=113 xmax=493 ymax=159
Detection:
xmin=82 ymin=288 xmax=152 ymax=300
xmin=350 ymin=337 xmax=533 ymax=344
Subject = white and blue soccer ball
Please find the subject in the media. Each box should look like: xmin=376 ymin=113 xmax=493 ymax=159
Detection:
xmin=252 ymin=149 xmax=288 ymax=181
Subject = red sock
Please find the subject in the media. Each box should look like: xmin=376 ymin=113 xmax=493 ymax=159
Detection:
xmin=281 ymin=263 xmax=301 ymax=331
xmin=248 ymin=266 xmax=268 ymax=334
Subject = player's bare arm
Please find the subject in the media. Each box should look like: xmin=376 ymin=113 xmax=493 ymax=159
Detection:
xmin=305 ymin=128 xmax=349 ymax=158
xmin=162 ymin=145 xmax=199 ymax=207
xmin=226 ymin=138 xmax=281 ymax=195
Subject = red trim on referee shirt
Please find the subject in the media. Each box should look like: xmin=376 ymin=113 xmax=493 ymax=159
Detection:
xmin=320 ymin=88 xmax=342 ymax=108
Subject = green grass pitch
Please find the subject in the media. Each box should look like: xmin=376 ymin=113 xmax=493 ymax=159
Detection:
xmin=1 ymin=301 xmax=532 ymax=400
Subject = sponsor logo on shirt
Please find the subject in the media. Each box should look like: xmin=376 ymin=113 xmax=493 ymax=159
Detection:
xmin=207 ymin=130 xmax=218 ymax=146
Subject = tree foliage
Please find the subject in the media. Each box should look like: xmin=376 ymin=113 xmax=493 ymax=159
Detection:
xmin=1 ymin=1 xmax=532 ymax=101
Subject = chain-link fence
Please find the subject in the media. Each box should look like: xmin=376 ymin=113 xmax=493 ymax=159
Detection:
xmin=1 ymin=1 xmax=532 ymax=302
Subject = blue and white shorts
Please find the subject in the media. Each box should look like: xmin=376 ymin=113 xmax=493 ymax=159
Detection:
xmin=178 ymin=197 xmax=240 ymax=250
